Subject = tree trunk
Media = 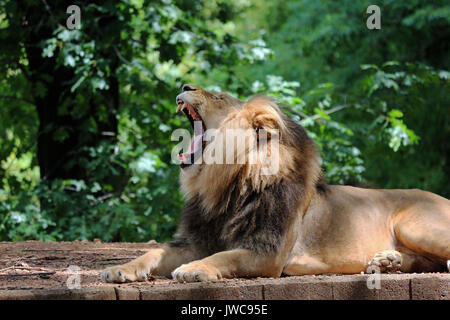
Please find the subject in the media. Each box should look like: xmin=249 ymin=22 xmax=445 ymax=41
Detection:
xmin=23 ymin=1 xmax=120 ymax=182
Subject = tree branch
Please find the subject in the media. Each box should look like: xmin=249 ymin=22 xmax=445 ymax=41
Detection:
xmin=300 ymin=104 xmax=350 ymax=121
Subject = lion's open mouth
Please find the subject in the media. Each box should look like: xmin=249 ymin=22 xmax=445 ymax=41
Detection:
xmin=176 ymin=99 xmax=206 ymax=168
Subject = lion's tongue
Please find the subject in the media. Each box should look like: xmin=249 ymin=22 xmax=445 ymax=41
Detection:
xmin=190 ymin=134 xmax=203 ymax=154
xmin=179 ymin=124 xmax=204 ymax=161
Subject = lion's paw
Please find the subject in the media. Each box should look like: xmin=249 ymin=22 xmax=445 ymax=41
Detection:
xmin=367 ymin=250 xmax=402 ymax=274
xmin=101 ymin=263 xmax=149 ymax=283
xmin=172 ymin=261 xmax=222 ymax=283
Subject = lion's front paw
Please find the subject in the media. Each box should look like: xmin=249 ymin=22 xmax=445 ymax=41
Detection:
xmin=172 ymin=261 xmax=222 ymax=283
xmin=101 ymin=263 xmax=149 ymax=283
xmin=367 ymin=250 xmax=402 ymax=274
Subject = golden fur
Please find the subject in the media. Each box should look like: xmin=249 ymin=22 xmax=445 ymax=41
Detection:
xmin=101 ymin=85 xmax=450 ymax=283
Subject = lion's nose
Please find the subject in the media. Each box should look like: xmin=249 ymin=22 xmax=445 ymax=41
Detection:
xmin=182 ymin=84 xmax=197 ymax=92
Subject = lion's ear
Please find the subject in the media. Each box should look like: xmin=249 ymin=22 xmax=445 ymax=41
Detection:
xmin=245 ymin=97 xmax=284 ymax=140
xmin=252 ymin=113 xmax=280 ymax=140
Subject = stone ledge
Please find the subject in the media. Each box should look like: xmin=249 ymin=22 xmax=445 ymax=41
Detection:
xmin=1 ymin=274 xmax=448 ymax=300
xmin=0 ymin=241 xmax=448 ymax=300
xmin=0 ymin=287 xmax=116 ymax=300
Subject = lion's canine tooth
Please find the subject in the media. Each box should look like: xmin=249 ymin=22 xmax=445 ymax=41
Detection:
xmin=176 ymin=103 xmax=186 ymax=113
xmin=188 ymin=107 xmax=197 ymax=119
xmin=186 ymin=106 xmax=200 ymax=120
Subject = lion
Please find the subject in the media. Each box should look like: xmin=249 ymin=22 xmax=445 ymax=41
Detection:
xmin=101 ymin=84 xmax=450 ymax=283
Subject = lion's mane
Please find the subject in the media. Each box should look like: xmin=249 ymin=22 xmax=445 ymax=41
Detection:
xmin=172 ymin=97 xmax=324 ymax=255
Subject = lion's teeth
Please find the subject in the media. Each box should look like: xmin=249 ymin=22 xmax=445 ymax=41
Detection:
xmin=178 ymin=103 xmax=200 ymax=120
xmin=176 ymin=103 xmax=186 ymax=113
xmin=187 ymin=107 xmax=199 ymax=120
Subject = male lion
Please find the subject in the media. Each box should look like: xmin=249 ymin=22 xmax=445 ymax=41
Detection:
xmin=102 ymin=84 xmax=450 ymax=283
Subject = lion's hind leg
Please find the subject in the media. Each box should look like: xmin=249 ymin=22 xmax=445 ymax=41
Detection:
xmin=366 ymin=249 xmax=446 ymax=274
xmin=391 ymin=193 xmax=450 ymax=272
xmin=366 ymin=250 xmax=402 ymax=274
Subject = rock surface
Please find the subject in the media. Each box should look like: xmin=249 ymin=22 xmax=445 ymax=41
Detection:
xmin=0 ymin=241 xmax=448 ymax=300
